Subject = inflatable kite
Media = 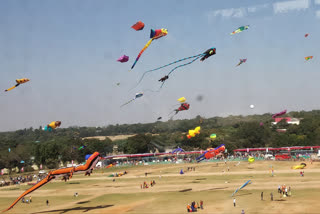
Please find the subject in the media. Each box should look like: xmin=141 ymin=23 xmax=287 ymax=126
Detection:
xmin=120 ymin=92 xmax=143 ymax=107
xmin=236 ymin=59 xmax=247 ymax=66
xmin=174 ymin=103 xmax=190 ymax=114
xmin=5 ymin=78 xmax=30 ymax=92
xmin=210 ymin=134 xmax=216 ymax=140
xmin=248 ymin=156 xmax=255 ymax=163
xmin=196 ymin=144 xmax=225 ymax=162
xmin=43 ymin=121 xmax=61 ymax=131
xmin=305 ymin=56 xmax=313 ymax=61
xmin=231 ymin=180 xmax=252 ymax=196
xmin=178 ymin=97 xmax=186 ymax=103
xmin=187 ymin=126 xmax=201 ymax=139
xmin=4 ymin=152 xmax=100 ymax=212
xmin=292 ymin=163 xmax=306 ymax=169
xmin=272 ymin=110 xmax=287 ymax=118
xmin=117 ymin=55 xmax=129 ymax=63
xmin=131 ymin=28 xmax=168 ymax=70
xmin=134 ymin=47 xmax=216 ymax=88
xmin=230 ymin=26 xmax=249 ymax=35
xmin=131 ymin=21 xmax=145 ymax=31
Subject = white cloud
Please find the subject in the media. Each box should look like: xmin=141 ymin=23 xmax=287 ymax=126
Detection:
xmin=315 ymin=0 xmax=320 ymax=5
xmin=207 ymin=7 xmax=246 ymax=19
xmin=248 ymin=4 xmax=269 ymax=13
xmin=316 ymin=10 xmax=320 ymax=18
xmin=273 ymin=0 xmax=310 ymax=14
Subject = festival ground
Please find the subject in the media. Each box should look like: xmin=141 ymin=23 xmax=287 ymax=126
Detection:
xmin=1 ymin=160 xmax=319 ymax=214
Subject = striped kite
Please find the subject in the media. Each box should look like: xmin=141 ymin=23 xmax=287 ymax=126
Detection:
xmin=5 ymin=78 xmax=30 ymax=92
xmin=230 ymin=26 xmax=249 ymax=35
xmin=131 ymin=28 xmax=168 ymax=70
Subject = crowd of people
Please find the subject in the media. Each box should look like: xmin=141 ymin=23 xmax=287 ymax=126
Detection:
xmin=278 ymin=184 xmax=292 ymax=197
xmin=141 ymin=180 xmax=156 ymax=189
xmin=0 ymin=173 xmax=47 ymax=187
xmin=186 ymin=200 xmax=203 ymax=212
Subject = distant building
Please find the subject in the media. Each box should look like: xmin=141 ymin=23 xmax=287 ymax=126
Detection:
xmin=271 ymin=117 xmax=301 ymax=125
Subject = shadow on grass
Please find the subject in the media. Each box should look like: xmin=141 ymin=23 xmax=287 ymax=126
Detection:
xmin=179 ymin=188 xmax=192 ymax=192
xmin=76 ymin=201 xmax=90 ymax=204
xmin=32 ymin=205 xmax=114 ymax=214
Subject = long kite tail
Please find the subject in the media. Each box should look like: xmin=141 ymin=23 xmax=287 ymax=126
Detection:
xmin=131 ymin=39 xmax=153 ymax=70
xmin=3 ymin=175 xmax=54 ymax=212
xmin=167 ymin=55 xmax=203 ymax=76
xmin=120 ymin=98 xmax=136 ymax=108
xmin=5 ymin=84 xmax=20 ymax=92
xmin=132 ymin=53 xmax=204 ymax=89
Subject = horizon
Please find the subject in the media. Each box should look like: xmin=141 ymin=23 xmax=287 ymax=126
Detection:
xmin=1 ymin=0 xmax=320 ymax=131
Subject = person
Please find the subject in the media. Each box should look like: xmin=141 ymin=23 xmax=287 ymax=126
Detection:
xmin=46 ymin=200 xmax=49 ymax=206
xmin=233 ymin=198 xmax=236 ymax=207
xmin=270 ymin=192 xmax=273 ymax=201
xmin=29 ymin=196 xmax=32 ymax=203
xmin=145 ymin=172 xmax=147 ymax=177
xmin=261 ymin=192 xmax=263 ymax=200
xmin=22 ymin=197 xmax=25 ymax=203
xmin=200 ymin=200 xmax=203 ymax=209
xmin=241 ymin=210 xmax=245 ymax=214
xmin=278 ymin=185 xmax=281 ymax=193
xmin=227 ymin=166 xmax=230 ymax=172
xmin=187 ymin=204 xmax=191 ymax=212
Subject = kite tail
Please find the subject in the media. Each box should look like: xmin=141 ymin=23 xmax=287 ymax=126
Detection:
xmin=131 ymin=53 xmax=204 ymax=90
xmin=131 ymin=38 xmax=154 ymax=70
xmin=120 ymin=98 xmax=136 ymax=108
xmin=167 ymin=55 xmax=203 ymax=76
xmin=5 ymin=84 xmax=20 ymax=92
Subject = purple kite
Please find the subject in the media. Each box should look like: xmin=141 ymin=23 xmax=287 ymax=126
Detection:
xmin=117 ymin=55 xmax=129 ymax=63
xmin=272 ymin=109 xmax=287 ymax=119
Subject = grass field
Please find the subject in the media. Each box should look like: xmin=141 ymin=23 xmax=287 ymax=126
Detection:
xmin=0 ymin=160 xmax=319 ymax=213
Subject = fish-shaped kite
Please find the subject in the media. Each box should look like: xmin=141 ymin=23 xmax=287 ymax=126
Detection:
xmin=117 ymin=55 xmax=129 ymax=63
xmin=5 ymin=78 xmax=30 ymax=92
xmin=230 ymin=25 xmax=249 ymax=35
xmin=131 ymin=28 xmax=168 ymax=70
xmin=131 ymin=21 xmax=145 ymax=31
xmin=236 ymin=59 xmax=247 ymax=66
xmin=120 ymin=92 xmax=143 ymax=107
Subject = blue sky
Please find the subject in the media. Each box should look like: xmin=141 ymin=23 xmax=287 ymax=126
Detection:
xmin=0 ymin=0 xmax=319 ymax=131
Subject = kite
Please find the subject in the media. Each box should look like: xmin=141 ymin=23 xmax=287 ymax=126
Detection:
xmin=131 ymin=28 xmax=168 ymax=70
xmin=5 ymin=78 xmax=30 ymax=92
xmin=134 ymin=47 xmax=216 ymax=88
xmin=196 ymin=144 xmax=225 ymax=162
xmin=231 ymin=180 xmax=252 ymax=197
xmin=272 ymin=110 xmax=287 ymax=119
xmin=117 ymin=55 xmax=129 ymax=63
xmin=131 ymin=21 xmax=145 ymax=31
xmin=292 ymin=163 xmax=306 ymax=170
xmin=248 ymin=156 xmax=255 ymax=163
xmin=116 ymin=83 xmax=120 ymax=86
xmin=174 ymin=103 xmax=190 ymax=114
xmin=187 ymin=126 xmax=201 ymax=139
xmin=236 ymin=59 xmax=247 ymax=66
xmin=157 ymin=117 xmax=162 ymax=120
xmin=4 ymin=152 xmax=101 ymax=212
xmin=230 ymin=25 xmax=249 ymax=35
xmin=305 ymin=34 xmax=309 ymax=38
xmin=79 ymin=145 xmax=87 ymax=150
xmin=120 ymin=92 xmax=143 ymax=107
xmin=43 ymin=121 xmax=61 ymax=131
xmin=159 ymin=75 xmax=169 ymax=82
xmin=305 ymin=56 xmax=313 ymax=61
xmin=210 ymin=134 xmax=216 ymax=140
xmin=172 ymin=147 xmax=185 ymax=154
xmin=177 ymin=97 xmax=186 ymax=103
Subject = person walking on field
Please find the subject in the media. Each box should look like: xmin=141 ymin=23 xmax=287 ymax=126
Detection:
xmin=270 ymin=192 xmax=273 ymax=201
xmin=46 ymin=200 xmax=49 ymax=206
xmin=261 ymin=192 xmax=263 ymax=200
xmin=200 ymin=200 xmax=203 ymax=209
xmin=233 ymin=198 xmax=236 ymax=207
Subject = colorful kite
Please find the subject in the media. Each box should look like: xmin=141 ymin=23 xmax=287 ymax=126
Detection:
xmin=305 ymin=56 xmax=313 ymax=61
xmin=230 ymin=26 xmax=249 ymax=35
xmin=4 ymin=152 xmax=101 ymax=212
xmin=117 ymin=55 xmax=129 ymax=63
xmin=120 ymin=92 xmax=143 ymax=107
xmin=131 ymin=28 xmax=168 ymax=70
xmin=5 ymin=78 xmax=30 ymax=92
xmin=236 ymin=59 xmax=247 ymax=66
xmin=174 ymin=103 xmax=190 ymax=115
xmin=248 ymin=156 xmax=255 ymax=163
xmin=172 ymin=147 xmax=185 ymax=154
xmin=79 ymin=145 xmax=87 ymax=150
xmin=196 ymin=144 xmax=225 ymax=162
xmin=187 ymin=126 xmax=201 ymax=139
xmin=43 ymin=121 xmax=61 ymax=131
xmin=134 ymin=47 xmax=216 ymax=88
xmin=231 ymin=180 xmax=252 ymax=196
xmin=292 ymin=163 xmax=306 ymax=169
xmin=210 ymin=134 xmax=216 ymax=140
xmin=177 ymin=97 xmax=186 ymax=103
xmin=272 ymin=110 xmax=287 ymax=119
xmin=131 ymin=21 xmax=145 ymax=31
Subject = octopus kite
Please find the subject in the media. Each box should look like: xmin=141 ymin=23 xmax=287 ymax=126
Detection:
xmin=5 ymin=78 xmax=30 ymax=92
xmin=131 ymin=28 xmax=168 ymax=70
xmin=135 ymin=47 xmax=216 ymax=88
xmin=4 ymin=152 xmax=101 ymax=212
